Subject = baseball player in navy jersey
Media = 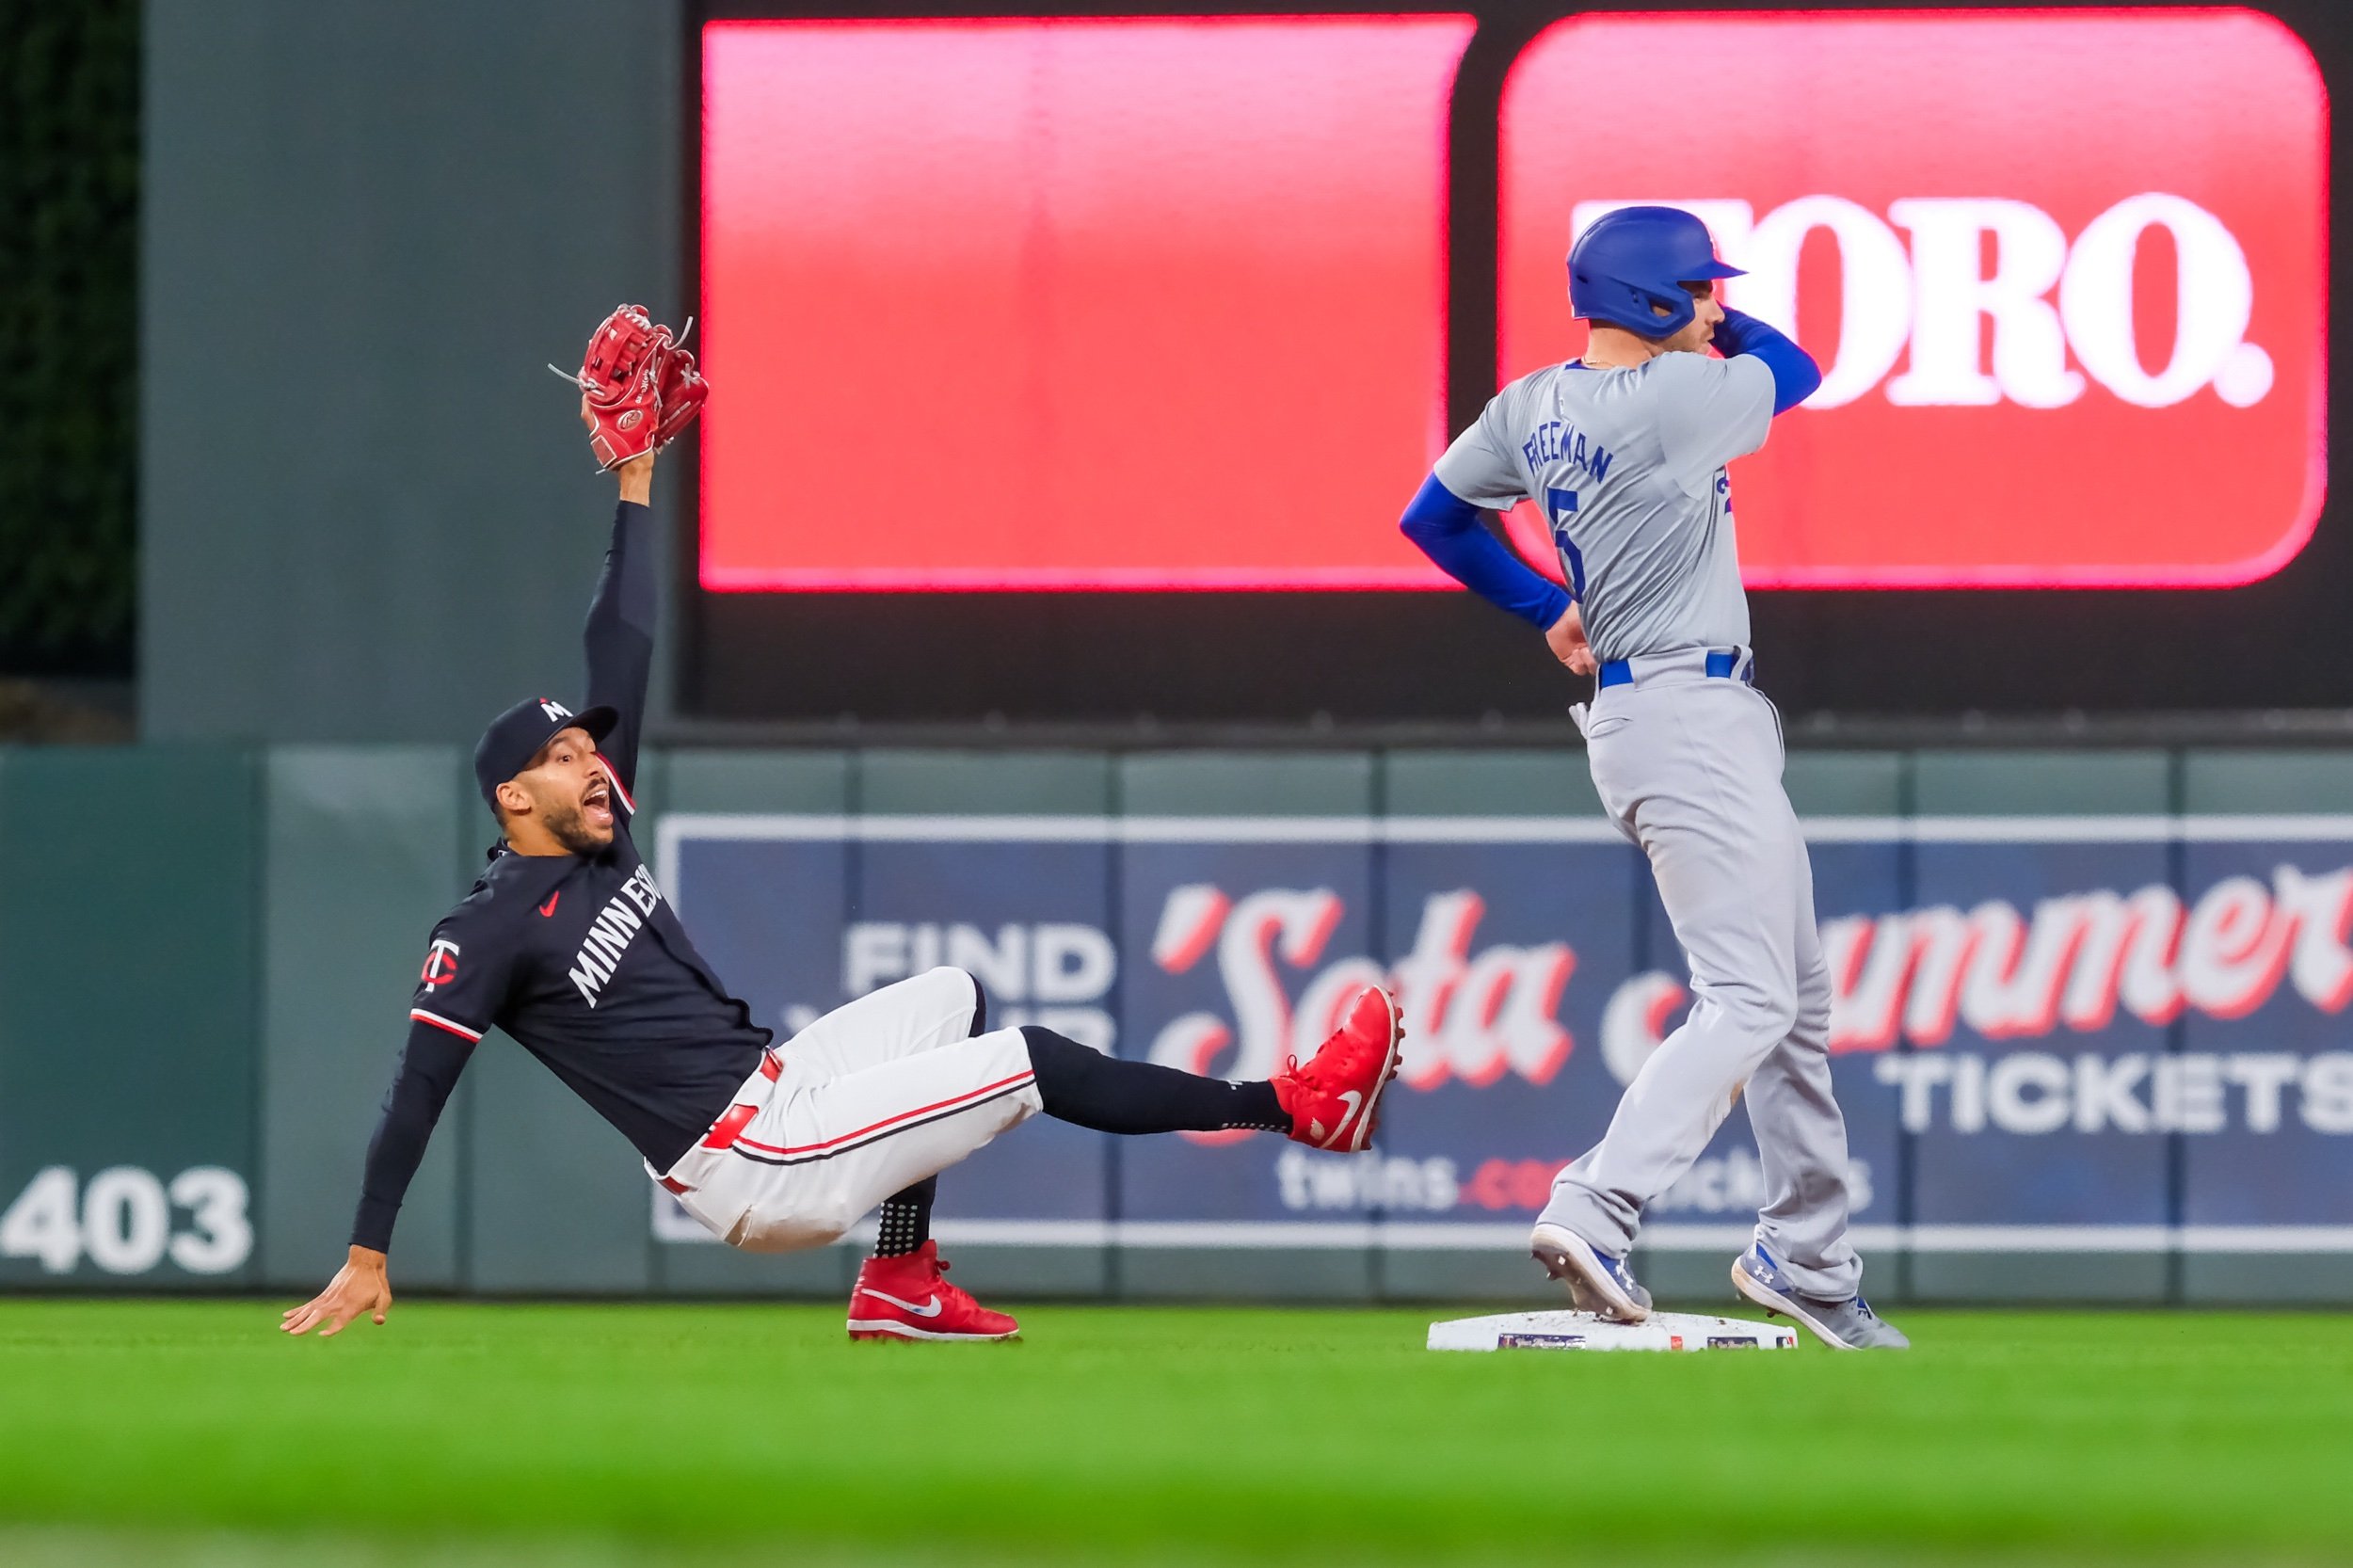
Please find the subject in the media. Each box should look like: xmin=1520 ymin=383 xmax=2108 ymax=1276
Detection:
xmin=282 ymin=414 xmax=1404 ymax=1344
xmin=1400 ymin=206 xmax=1905 ymax=1349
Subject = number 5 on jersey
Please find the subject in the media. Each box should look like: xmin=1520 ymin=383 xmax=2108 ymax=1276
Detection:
xmin=1546 ymin=488 xmax=1587 ymax=602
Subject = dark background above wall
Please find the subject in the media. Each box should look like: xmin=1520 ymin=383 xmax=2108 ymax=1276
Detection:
xmin=133 ymin=1 xmax=2353 ymax=746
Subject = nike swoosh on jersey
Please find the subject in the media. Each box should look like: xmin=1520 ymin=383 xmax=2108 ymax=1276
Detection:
xmin=538 ymin=892 xmax=560 ymax=918
xmin=856 ymin=1287 xmax=943 ymax=1318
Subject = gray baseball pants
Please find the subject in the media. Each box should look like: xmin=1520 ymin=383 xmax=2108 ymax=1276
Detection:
xmin=1541 ymin=648 xmax=1863 ymax=1302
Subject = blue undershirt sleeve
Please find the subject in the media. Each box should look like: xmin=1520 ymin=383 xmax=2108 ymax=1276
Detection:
xmin=1399 ymin=472 xmax=1574 ymax=630
xmin=1712 ymin=308 xmax=1822 ymax=415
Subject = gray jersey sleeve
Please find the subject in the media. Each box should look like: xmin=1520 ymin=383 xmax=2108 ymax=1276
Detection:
xmin=1649 ymin=354 xmax=1777 ymax=495
xmin=1432 ymin=389 xmax=1530 ymax=509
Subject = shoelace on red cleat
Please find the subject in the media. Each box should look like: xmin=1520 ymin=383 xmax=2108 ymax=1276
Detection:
xmin=929 ymin=1256 xmax=981 ymax=1312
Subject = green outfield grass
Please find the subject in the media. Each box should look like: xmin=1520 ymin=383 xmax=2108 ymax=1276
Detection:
xmin=2 ymin=1300 xmax=2349 ymax=1567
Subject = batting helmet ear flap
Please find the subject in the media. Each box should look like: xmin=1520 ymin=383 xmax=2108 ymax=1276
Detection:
xmin=1574 ymin=271 xmax=1705 ymax=340
xmin=1567 ymin=205 xmax=1745 ymax=340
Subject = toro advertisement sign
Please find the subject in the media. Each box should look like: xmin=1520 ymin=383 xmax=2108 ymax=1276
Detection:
xmin=701 ymin=8 xmax=2325 ymax=596
xmin=657 ymin=813 xmax=2353 ymax=1254
xmin=1499 ymin=9 xmax=2328 ymax=587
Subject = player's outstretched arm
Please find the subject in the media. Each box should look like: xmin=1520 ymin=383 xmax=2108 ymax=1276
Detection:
xmin=580 ymin=400 xmax=658 ymax=794
xmin=280 ymin=1246 xmax=392 ymax=1337
xmin=282 ymin=1011 xmax=475 ymax=1337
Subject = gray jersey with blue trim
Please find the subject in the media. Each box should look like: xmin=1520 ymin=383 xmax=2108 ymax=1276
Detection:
xmin=1433 ymin=353 xmax=1777 ymax=664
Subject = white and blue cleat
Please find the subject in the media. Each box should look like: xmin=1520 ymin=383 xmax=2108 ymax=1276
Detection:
xmin=1530 ymin=1222 xmax=1653 ymax=1321
xmin=1731 ymin=1242 xmax=1910 ymax=1350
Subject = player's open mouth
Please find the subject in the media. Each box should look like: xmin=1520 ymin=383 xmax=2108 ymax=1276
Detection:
xmin=583 ymin=780 xmax=613 ymax=828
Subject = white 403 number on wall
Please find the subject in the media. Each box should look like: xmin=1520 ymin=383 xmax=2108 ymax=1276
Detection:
xmin=0 ymin=1166 xmax=251 ymax=1275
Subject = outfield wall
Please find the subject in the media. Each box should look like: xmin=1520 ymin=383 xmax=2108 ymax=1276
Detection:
xmin=1 ymin=744 xmax=2349 ymax=1306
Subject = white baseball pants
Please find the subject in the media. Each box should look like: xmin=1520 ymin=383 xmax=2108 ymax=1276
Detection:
xmin=1544 ymin=648 xmax=1863 ymax=1301
xmin=650 ymin=967 xmax=1042 ymax=1252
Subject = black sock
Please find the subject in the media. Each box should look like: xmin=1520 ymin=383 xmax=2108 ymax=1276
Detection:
xmin=872 ymin=1176 xmax=935 ymax=1257
xmin=1021 ymin=1026 xmax=1288 ymax=1135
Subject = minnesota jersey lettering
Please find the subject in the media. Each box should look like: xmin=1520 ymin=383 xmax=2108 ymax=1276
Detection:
xmin=568 ymin=865 xmax=664 ymax=1006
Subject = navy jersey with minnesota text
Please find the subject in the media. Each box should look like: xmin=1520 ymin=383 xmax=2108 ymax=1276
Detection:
xmin=405 ymin=812 xmax=769 ymax=1170
xmin=352 ymin=501 xmax=768 ymax=1253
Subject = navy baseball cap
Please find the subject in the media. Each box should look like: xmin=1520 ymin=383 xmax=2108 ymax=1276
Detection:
xmin=473 ymin=696 xmax=617 ymax=808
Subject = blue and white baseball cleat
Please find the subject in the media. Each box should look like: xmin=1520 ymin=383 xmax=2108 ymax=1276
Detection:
xmin=1731 ymin=1242 xmax=1909 ymax=1350
xmin=1530 ymin=1222 xmax=1653 ymax=1321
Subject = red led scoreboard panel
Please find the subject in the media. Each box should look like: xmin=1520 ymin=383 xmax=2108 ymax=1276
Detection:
xmin=700 ymin=16 xmax=1473 ymax=591
xmin=1497 ymin=9 xmax=2329 ymax=588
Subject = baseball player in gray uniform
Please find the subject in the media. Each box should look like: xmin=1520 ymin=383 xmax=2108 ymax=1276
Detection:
xmin=1399 ymin=205 xmax=1905 ymax=1349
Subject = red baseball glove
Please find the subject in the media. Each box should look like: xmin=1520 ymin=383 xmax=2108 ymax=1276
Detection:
xmin=652 ymin=334 xmax=708 ymax=451
xmin=550 ymin=305 xmax=710 ymax=471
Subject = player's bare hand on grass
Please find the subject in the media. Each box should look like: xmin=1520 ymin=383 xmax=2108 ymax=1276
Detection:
xmin=281 ymin=1246 xmax=392 ymax=1337
xmin=1546 ymin=603 xmax=1596 ymax=675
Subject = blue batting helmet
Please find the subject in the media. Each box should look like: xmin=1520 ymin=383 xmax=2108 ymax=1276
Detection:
xmin=1567 ymin=206 xmax=1745 ymax=341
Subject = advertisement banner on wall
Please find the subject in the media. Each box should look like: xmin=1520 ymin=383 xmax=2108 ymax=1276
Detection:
xmin=654 ymin=814 xmax=2353 ymax=1255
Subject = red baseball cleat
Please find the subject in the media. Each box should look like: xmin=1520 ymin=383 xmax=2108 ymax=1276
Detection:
xmin=1273 ymin=987 xmax=1403 ymax=1153
xmin=847 ymin=1240 xmax=1019 ymax=1342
